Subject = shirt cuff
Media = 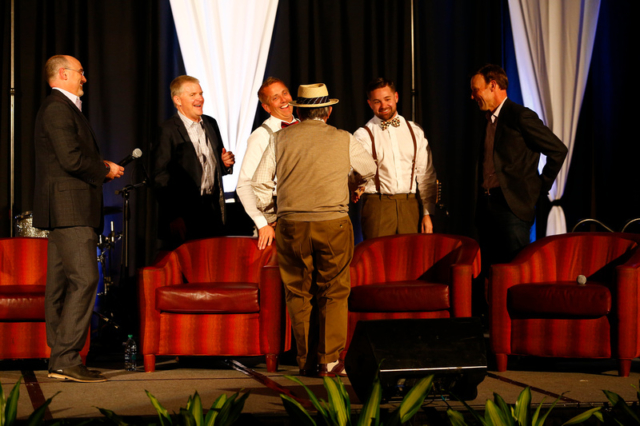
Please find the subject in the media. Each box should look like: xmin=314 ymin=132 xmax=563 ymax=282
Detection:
xmin=254 ymin=216 xmax=269 ymax=230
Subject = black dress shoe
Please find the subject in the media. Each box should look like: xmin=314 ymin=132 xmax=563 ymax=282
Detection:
xmin=299 ymin=365 xmax=319 ymax=377
xmin=48 ymin=364 xmax=107 ymax=383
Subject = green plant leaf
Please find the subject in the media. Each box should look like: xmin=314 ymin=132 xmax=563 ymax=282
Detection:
xmin=593 ymin=411 xmax=604 ymax=422
xmin=188 ymin=392 xmax=203 ymax=426
xmin=1 ymin=378 xmax=6 ymax=426
xmin=531 ymin=395 xmax=546 ymax=426
xmin=447 ymin=408 xmax=469 ymax=426
xmin=561 ymin=406 xmax=602 ymax=425
xmin=179 ymin=408 xmax=197 ymax=426
xmin=356 ymin=373 xmax=381 ymax=426
xmin=398 ymin=375 xmax=434 ymax=423
xmin=284 ymin=375 xmax=328 ymax=418
xmin=603 ymin=390 xmax=640 ymax=424
xmin=534 ymin=394 xmax=564 ymax=426
xmin=493 ymin=392 xmax=514 ymax=426
xmin=451 ymin=392 xmax=488 ymax=426
xmin=26 ymin=391 xmax=62 ymax=426
xmin=204 ymin=394 xmax=226 ymax=426
xmin=221 ymin=391 xmax=250 ymax=426
xmin=214 ymin=392 xmax=237 ymax=426
xmin=281 ymin=394 xmax=317 ymax=426
xmin=336 ymin=377 xmax=351 ymax=425
xmin=145 ymin=389 xmax=172 ymax=426
xmin=96 ymin=407 xmax=130 ymax=425
xmin=324 ymin=377 xmax=348 ymax=426
xmin=513 ymin=387 xmax=531 ymax=426
xmin=4 ymin=378 xmax=22 ymax=426
xmin=485 ymin=400 xmax=503 ymax=426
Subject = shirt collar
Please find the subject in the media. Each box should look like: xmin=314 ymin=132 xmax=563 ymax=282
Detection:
xmin=177 ymin=110 xmax=203 ymax=128
xmin=53 ymin=87 xmax=81 ymax=107
xmin=488 ymin=97 xmax=508 ymax=123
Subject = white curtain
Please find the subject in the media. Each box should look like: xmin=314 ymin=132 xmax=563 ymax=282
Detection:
xmin=169 ymin=0 xmax=279 ymax=190
xmin=508 ymin=0 xmax=600 ymax=235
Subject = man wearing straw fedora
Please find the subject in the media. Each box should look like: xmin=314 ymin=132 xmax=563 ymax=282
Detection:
xmin=352 ymin=77 xmax=437 ymax=240
xmin=252 ymin=83 xmax=376 ymax=377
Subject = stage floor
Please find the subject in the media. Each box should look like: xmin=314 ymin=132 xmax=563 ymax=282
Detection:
xmin=1 ymin=353 xmax=639 ymax=424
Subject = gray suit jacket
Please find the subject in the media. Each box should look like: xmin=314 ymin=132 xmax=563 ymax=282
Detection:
xmin=33 ymin=90 xmax=108 ymax=230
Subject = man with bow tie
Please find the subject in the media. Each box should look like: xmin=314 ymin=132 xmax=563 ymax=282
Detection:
xmin=352 ymin=77 xmax=437 ymax=240
xmin=237 ymin=77 xmax=299 ymax=250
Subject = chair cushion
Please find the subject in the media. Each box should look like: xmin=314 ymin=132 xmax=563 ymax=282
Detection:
xmin=349 ymin=281 xmax=450 ymax=312
xmin=508 ymin=282 xmax=611 ymax=318
xmin=156 ymin=282 xmax=260 ymax=314
xmin=0 ymin=285 xmax=46 ymax=321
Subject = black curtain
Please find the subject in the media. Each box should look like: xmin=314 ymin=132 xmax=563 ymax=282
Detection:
xmin=0 ymin=0 xmax=186 ymax=275
xmin=563 ymin=0 xmax=639 ymax=232
xmin=2 ymin=0 xmax=636 ymax=268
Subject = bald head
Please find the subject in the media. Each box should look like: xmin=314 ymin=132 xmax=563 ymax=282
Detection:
xmin=44 ymin=55 xmax=86 ymax=96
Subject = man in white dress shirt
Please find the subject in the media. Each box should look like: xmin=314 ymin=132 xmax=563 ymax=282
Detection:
xmin=236 ymin=77 xmax=298 ymax=249
xmin=352 ymin=77 xmax=437 ymax=240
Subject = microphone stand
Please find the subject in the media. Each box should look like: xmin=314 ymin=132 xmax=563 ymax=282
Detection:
xmin=115 ymin=180 xmax=147 ymax=287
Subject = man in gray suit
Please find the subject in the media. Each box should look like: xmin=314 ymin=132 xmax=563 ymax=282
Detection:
xmin=33 ymin=55 xmax=124 ymax=383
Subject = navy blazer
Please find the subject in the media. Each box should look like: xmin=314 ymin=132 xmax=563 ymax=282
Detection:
xmin=152 ymin=113 xmax=231 ymax=237
xmin=33 ymin=90 xmax=108 ymax=230
xmin=482 ymin=98 xmax=568 ymax=222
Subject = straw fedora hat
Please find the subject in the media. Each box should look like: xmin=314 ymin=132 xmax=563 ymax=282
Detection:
xmin=289 ymin=83 xmax=339 ymax=108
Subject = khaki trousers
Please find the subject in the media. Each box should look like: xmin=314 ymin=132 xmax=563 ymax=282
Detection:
xmin=276 ymin=216 xmax=353 ymax=369
xmin=360 ymin=193 xmax=420 ymax=240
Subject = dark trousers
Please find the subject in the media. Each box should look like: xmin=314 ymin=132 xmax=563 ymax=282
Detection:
xmin=46 ymin=227 xmax=99 ymax=370
xmin=276 ymin=216 xmax=353 ymax=369
xmin=477 ymin=187 xmax=532 ymax=269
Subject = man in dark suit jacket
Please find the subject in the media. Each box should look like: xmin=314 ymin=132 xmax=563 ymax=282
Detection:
xmin=470 ymin=64 xmax=567 ymax=268
xmin=33 ymin=55 xmax=124 ymax=382
xmin=152 ymin=75 xmax=235 ymax=249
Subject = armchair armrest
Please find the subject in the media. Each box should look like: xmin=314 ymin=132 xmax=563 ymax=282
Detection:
xmin=614 ymin=249 xmax=640 ymax=359
xmin=138 ymin=251 xmax=182 ymax=355
xmin=258 ymin=247 xmax=287 ymax=354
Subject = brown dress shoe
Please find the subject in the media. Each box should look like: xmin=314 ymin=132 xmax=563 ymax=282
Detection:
xmin=319 ymin=360 xmax=347 ymax=377
xmin=48 ymin=364 xmax=107 ymax=383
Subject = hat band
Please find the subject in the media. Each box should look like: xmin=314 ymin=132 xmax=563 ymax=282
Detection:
xmin=295 ymin=95 xmax=330 ymax=105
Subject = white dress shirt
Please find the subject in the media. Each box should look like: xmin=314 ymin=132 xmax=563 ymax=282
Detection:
xmin=353 ymin=114 xmax=437 ymax=215
xmin=53 ymin=87 xmax=82 ymax=111
xmin=177 ymin=111 xmax=216 ymax=195
xmin=237 ymin=115 xmax=296 ymax=229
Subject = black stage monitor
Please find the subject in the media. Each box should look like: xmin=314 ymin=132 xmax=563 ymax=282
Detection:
xmin=344 ymin=317 xmax=487 ymax=402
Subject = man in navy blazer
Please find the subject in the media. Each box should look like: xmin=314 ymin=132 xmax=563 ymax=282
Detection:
xmin=152 ymin=76 xmax=235 ymax=249
xmin=470 ymin=64 xmax=567 ymax=267
xmin=33 ymin=55 xmax=124 ymax=382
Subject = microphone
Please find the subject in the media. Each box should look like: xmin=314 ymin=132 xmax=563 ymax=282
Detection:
xmin=577 ymin=275 xmax=587 ymax=286
xmin=118 ymin=148 xmax=143 ymax=166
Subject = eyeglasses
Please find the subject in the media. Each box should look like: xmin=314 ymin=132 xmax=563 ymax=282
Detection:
xmin=65 ymin=68 xmax=85 ymax=76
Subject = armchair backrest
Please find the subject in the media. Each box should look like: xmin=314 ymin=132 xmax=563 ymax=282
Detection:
xmin=350 ymin=234 xmax=477 ymax=286
xmin=0 ymin=237 xmax=48 ymax=286
xmin=173 ymin=237 xmax=275 ymax=283
xmin=514 ymin=233 xmax=638 ymax=283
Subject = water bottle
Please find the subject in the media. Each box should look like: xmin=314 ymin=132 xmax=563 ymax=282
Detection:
xmin=124 ymin=334 xmax=137 ymax=371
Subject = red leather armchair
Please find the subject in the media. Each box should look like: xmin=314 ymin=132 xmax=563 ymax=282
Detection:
xmin=345 ymin=234 xmax=481 ymax=356
xmin=489 ymin=232 xmax=640 ymax=376
xmin=139 ymin=237 xmax=291 ymax=372
xmin=0 ymin=237 xmax=90 ymax=360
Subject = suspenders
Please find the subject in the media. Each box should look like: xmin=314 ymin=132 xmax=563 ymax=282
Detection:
xmin=363 ymin=120 xmax=418 ymax=193
xmin=260 ymin=123 xmax=275 ymax=137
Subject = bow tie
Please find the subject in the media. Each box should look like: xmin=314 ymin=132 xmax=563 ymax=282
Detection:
xmin=281 ymin=120 xmax=299 ymax=129
xmin=380 ymin=117 xmax=400 ymax=130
